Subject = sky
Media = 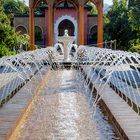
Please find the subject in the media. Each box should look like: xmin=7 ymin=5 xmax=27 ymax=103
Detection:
xmin=23 ymin=0 xmax=113 ymax=6
xmin=105 ymin=0 xmax=113 ymax=5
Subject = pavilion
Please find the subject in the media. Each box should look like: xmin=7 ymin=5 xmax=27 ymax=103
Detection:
xmin=28 ymin=0 xmax=103 ymax=50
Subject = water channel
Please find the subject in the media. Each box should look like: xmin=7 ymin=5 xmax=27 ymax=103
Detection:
xmin=11 ymin=68 xmax=119 ymax=140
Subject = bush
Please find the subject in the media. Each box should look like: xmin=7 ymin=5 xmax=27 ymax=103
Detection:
xmin=129 ymin=45 xmax=140 ymax=54
xmin=0 ymin=44 xmax=16 ymax=57
xmin=129 ymin=38 xmax=140 ymax=46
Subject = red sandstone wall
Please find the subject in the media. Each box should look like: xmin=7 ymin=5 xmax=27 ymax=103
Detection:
xmin=45 ymin=8 xmax=90 ymax=45
xmin=84 ymin=9 xmax=88 ymax=44
xmin=14 ymin=11 xmax=97 ymax=46
xmin=54 ymin=9 xmax=77 ymax=22
xmin=87 ymin=16 xmax=98 ymax=35
xmin=45 ymin=9 xmax=48 ymax=46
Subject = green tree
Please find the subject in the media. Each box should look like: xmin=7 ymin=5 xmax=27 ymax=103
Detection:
xmin=87 ymin=1 xmax=97 ymax=14
xmin=129 ymin=0 xmax=140 ymax=28
xmin=104 ymin=0 xmax=133 ymax=50
xmin=0 ymin=5 xmax=29 ymax=57
xmin=128 ymin=0 xmax=140 ymax=46
xmin=3 ymin=0 xmax=28 ymax=15
xmin=0 ymin=7 xmax=15 ymax=48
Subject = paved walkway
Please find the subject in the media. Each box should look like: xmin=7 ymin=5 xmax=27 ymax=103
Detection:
xmin=0 ymin=68 xmax=47 ymax=140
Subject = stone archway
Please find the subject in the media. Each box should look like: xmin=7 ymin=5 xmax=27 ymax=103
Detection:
xmin=16 ymin=25 xmax=28 ymax=34
xmin=54 ymin=15 xmax=78 ymax=44
xmin=35 ymin=26 xmax=44 ymax=47
xmin=88 ymin=25 xmax=98 ymax=44
xmin=58 ymin=19 xmax=74 ymax=36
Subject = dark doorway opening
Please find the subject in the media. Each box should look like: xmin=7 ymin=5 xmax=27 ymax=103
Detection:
xmin=58 ymin=19 xmax=74 ymax=36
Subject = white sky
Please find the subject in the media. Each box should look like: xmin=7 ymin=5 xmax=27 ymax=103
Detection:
xmin=23 ymin=0 xmax=113 ymax=6
xmin=105 ymin=0 xmax=113 ymax=5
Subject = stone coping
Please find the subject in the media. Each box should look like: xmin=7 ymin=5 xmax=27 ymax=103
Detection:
xmin=0 ymin=68 xmax=50 ymax=140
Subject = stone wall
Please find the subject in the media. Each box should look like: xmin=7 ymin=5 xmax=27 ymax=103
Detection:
xmin=87 ymin=15 xmax=98 ymax=35
xmin=14 ymin=13 xmax=97 ymax=46
xmin=14 ymin=16 xmax=46 ymax=34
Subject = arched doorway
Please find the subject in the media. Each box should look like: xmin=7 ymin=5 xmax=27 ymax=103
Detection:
xmin=16 ymin=25 xmax=27 ymax=34
xmin=88 ymin=25 xmax=97 ymax=44
xmin=35 ymin=26 xmax=44 ymax=47
xmin=29 ymin=0 xmax=103 ymax=49
xmin=34 ymin=0 xmax=47 ymax=48
xmin=58 ymin=19 xmax=74 ymax=36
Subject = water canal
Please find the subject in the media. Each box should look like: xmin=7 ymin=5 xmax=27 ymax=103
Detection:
xmin=10 ymin=69 xmax=119 ymax=140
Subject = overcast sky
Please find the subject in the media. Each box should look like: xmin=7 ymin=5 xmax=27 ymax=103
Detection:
xmin=23 ymin=0 xmax=113 ymax=6
xmin=105 ymin=0 xmax=112 ymax=5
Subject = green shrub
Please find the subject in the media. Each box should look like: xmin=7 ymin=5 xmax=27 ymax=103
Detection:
xmin=129 ymin=45 xmax=140 ymax=54
xmin=0 ymin=44 xmax=9 ymax=57
xmin=129 ymin=38 xmax=140 ymax=46
xmin=0 ymin=44 xmax=16 ymax=58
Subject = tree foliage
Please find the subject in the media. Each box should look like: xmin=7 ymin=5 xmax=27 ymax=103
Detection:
xmin=87 ymin=1 xmax=97 ymax=15
xmin=129 ymin=45 xmax=140 ymax=54
xmin=128 ymin=0 xmax=140 ymax=46
xmin=104 ymin=0 xmax=140 ymax=51
xmin=3 ymin=0 xmax=28 ymax=15
xmin=0 ymin=5 xmax=29 ymax=57
xmin=129 ymin=0 xmax=140 ymax=29
xmin=104 ymin=0 xmax=132 ymax=50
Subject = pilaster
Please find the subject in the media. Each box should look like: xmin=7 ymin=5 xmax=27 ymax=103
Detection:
xmin=48 ymin=2 xmax=54 ymax=46
xmin=78 ymin=4 xmax=85 ymax=45
xmin=29 ymin=6 xmax=35 ymax=50
xmin=97 ymin=0 xmax=103 ymax=48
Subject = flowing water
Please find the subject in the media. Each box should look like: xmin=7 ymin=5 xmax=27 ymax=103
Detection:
xmin=11 ymin=69 xmax=118 ymax=140
xmin=1 ymin=44 xmax=139 ymax=139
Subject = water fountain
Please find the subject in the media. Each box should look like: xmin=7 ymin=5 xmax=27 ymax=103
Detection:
xmin=57 ymin=29 xmax=75 ymax=61
xmin=0 ymin=41 xmax=140 ymax=139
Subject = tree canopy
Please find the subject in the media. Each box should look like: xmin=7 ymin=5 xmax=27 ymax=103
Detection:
xmin=3 ymin=0 xmax=28 ymax=15
xmin=0 ymin=3 xmax=29 ymax=57
xmin=87 ymin=1 xmax=97 ymax=15
xmin=104 ymin=0 xmax=140 ymax=52
xmin=129 ymin=0 xmax=140 ymax=28
xmin=128 ymin=0 xmax=140 ymax=46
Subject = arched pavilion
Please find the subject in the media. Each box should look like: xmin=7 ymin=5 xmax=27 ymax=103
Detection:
xmin=29 ymin=0 xmax=103 ymax=50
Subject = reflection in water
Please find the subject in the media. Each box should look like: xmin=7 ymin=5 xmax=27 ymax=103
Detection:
xmin=12 ymin=69 xmax=118 ymax=140
xmin=57 ymin=92 xmax=79 ymax=139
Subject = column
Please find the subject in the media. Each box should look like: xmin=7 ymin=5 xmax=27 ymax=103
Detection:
xmin=48 ymin=3 xmax=54 ymax=46
xmin=29 ymin=7 xmax=35 ymax=50
xmin=78 ymin=5 xmax=85 ymax=45
xmin=97 ymin=2 xmax=103 ymax=48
